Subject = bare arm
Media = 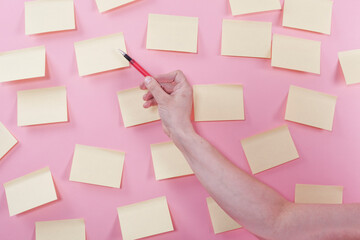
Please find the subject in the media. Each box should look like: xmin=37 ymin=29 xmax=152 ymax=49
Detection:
xmin=141 ymin=70 xmax=360 ymax=240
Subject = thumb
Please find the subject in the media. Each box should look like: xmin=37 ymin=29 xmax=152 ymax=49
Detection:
xmin=144 ymin=77 xmax=168 ymax=104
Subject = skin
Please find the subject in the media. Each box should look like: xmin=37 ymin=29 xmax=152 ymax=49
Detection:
xmin=140 ymin=70 xmax=360 ymax=240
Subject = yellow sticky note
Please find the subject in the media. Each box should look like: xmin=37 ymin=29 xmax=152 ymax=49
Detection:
xmin=36 ymin=219 xmax=86 ymax=240
xmin=229 ymin=0 xmax=281 ymax=16
xmin=70 ymin=144 xmax=125 ymax=188
xmin=206 ymin=197 xmax=241 ymax=234
xmin=74 ymin=32 xmax=129 ymax=76
xmin=95 ymin=0 xmax=136 ymax=13
xmin=221 ymin=20 xmax=272 ymax=58
xmin=117 ymin=87 xmax=160 ymax=127
xmin=241 ymin=125 xmax=299 ymax=174
xmin=4 ymin=167 xmax=57 ymax=216
xmin=0 ymin=46 xmax=45 ymax=83
xmin=0 ymin=122 xmax=17 ymax=160
xmin=194 ymin=84 xmax=244 ymax=122
xmin=17 ymin=86 xmax=68 ymax=127
xmin=283 ymin=0 xmax=333 ymax=35
xmin=151 ymin=141 xmax=193 ymax=180
xmin=271 ymin=34 xmax=321 ymax=74
xmin=146 ymin=14 xmax=199 ymax=53
xmin=285 ymin=85 xmax=337 ymax=131
xmin=295 ymin=184 xmax=343 ymax=204
xmin=25 ymin=0 xmax=75 ymax=35
xmin=339 ymin=49 xmax=360 ymax=85
xmin=117 ymin=196 xmax=174 ymax=240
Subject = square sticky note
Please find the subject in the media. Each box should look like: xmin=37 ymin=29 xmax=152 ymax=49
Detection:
xmin=4 ymin=167 xmax=57 ymax=216
xmin=206 ymin=197 xmax=241 ymax=234
xmin=151 ymin=141 xmax=193 ymax=180
xmin=36 ymin=219 xmax=86 ymax=240
xmin=285 ymin=85 xmax=337 ymax=131
xmin=74 ymin=32 xmax=129 ymax=76
xmin=229 ymin=0 xmax=281 ymax=16
xmin=0 ymin=46 xmax=45 ymax=83
xmin=17 ymin=86 xmax=68 ymax=126
xmin=95 ymin=0 xmax=136 ymax=13
xmin=0 ymin=122 xmax=17 ymax=160
xmin=25 ymin=0 xmax=75 ymax=35
xmin=146 ymin=14 xmax=199 ymax=53
xmin=295 ymin=184 xmax=343 ymax=204
xmin=283 ymin=0 xmax=333 ymax=35
xmin=271 ymin=34 xmax=321 ymax=74
xmin=70 ymin=144 xmax=125 ymax=188
xmin=117 ymin=196 xmax=174 ymax=240
xmin=221 ymin=19 xmax=272 ymax=58
xmin=339 ymin=49 xmax=360 ymax=85
xmin=241 ymin=125 xmax=299 ymax=174
xmin=117 ymin=87 xmax=160 ymax=127
xmin=194 ymin=84 xmax=244 ymax=122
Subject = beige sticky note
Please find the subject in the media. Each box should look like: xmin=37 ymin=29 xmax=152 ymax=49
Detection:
xmin=117 ymin=196 xmax=174 ymax=240
xmin=36 ymin=219 xmax=85 ymax=240
xmin=0 ymin=46 xmax=45 ymax=83
xmin=206 ymin=197 xmax=241 ymax=234
xmin=146 ymin=14 xmax=199 ymax=53
xmin=229 ymin=0 xmax=281 ymax=16
xmin=95 ymin=0 xmax=136 ymax=13
xmin=283 ymin=0 xmax=333 ymax=35
xmin=151 ymin=141 xmax=193 ymax=180
xmin=25 ymin=0 xmax=75 ymax=35
xmin=17 ymin=86 xmax=68 ymax=127
xmin=221 ymin=20 xmax=272 ymax=58
xmin=4 ymin=167 xmax=57 ymax=216
xmin=241 ymin=125 xmax=299 ymax=174
xmin=70 ymin=144 xmax=125 ymax=188
xmin=74 ymin=32 xmax=129 ymax=76
xmin=271 ymin=34 xmax=321 ymax=74
xmin=339 ymin=49 xmax=360 ymax=85
xmin=117 ymin=87 xmax=160 ymax=127
xmin=285 ymin=85 xmax=337 ymax=131
xmin=194 ymin=84 xmax=244 ymax=122
xmin=295 ymin=184 xmax=343 ymax=204
xmin=0 ymin=122 xmax=18 ymax=160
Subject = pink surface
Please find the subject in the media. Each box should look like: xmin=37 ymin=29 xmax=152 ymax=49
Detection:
xmin=1 ymin=0 xmax=360 ymax=239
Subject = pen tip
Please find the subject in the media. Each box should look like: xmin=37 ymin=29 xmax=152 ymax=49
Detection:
xmin=116 ymin=49 xmax=126 ymax=56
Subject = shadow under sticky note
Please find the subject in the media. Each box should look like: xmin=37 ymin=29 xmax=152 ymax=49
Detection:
xmin=95 ymin=0 xmax=137 ymax=13
xmin=0 ymin=122 xmax=18 ymax=160
xmin=241 ymin=125 xmax=299 ymax=174
xmin=229 ymin=0 xmax=281 ymax=16
xmin=117 ymin=196 xmax=174 ymax=240
xmin=338 ymin=49 xmax=360 ymax=85
xmin=295 ymin=184 xmax=343 ymax=204
xmin=36 ymin=218 xmax=86 ymax=240
xmin=4 ymin=167 xmax=58 ymax=216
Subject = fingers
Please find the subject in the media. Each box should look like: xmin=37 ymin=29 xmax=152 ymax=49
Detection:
xmin=143 ymin=91 xmax=153 ymax=101
xmin=144 ymin=76 xmax=169 ymax=104
xmin=155 ymin=70 xmax=186 ymax=84
xmin=143 ymin=98 xmax=157 ymax=108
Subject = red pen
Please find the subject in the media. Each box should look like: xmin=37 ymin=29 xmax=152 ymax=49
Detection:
xmin=117 ymin=49 xmax=152 ymax=77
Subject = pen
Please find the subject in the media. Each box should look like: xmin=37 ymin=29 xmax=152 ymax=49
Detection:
xmin=117 ymin=49 xmax=152 ymax=77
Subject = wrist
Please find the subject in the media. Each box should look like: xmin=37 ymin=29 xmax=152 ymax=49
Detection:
xmin=169 ymin=121 xmax=196 ymax=144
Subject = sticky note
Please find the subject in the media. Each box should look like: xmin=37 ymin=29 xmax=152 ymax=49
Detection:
xmin=70 ymin=144 xmax=125 ymax=188
xmin=221 ymin=20 xmax=272 ymax=58
xmin=295 ymin=184 xmax=343 ymax=204
xmin=151 ymin=141 xmax=193 ymax=180
xmin=117 ymin=87 xmax=160 ymax=127
xmin=285 ymin=85 xmax=337 ymax=131
xmin=206 ymin=197 xmax=241 ymax=234
xmin=36 ymin=219 xmax=86 ymax=240
xmin=25 ymin=0 xmax=75 ymax=35
xmin=229 ymin=0 xmax=281 ymax=16
xmin=0 ymin=122 xmax=17 ymax=160
xmin=17 ymin=86 xmax=68 ymax=126
xmin=271 ymin=34 xmax=321 ymax=74
xmin=0 ymin=46 xmax=45 ymax=83
xmin=95 ymin=0 xmax=136 ymax=13
xmin=338 ymin=49 xmax=360 ymax=85
xmin=117 ymin=196 xmax=174 ymax=240
xmin=146 ymin=14 xmax=199 ymax=53
xmin=241 ymin=125 xmax=299 ymax=174
xmin=194 ymin=84 xmax=244 ymax=122
xmin=74 ymin=32 xmax=129 ymax=76
xmin=283 ymin=0 xmax=333 ymax=35
xmin=4 ymin=167 xmax=57 ymax=216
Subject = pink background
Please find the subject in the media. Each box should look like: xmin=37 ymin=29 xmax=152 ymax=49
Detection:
xmin=1 ymin=0 xmax=360 ymax=239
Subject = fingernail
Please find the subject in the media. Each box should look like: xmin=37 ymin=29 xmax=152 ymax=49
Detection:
xmin=144 ymin=76 xmax=152 ymax=84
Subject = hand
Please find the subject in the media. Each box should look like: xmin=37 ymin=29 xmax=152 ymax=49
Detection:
xmin=140 ymin=70 xmax=194 ymax=138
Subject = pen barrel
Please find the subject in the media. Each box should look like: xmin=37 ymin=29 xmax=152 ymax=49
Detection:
xmin=131 ymin=60 xmax=152 ymax=77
